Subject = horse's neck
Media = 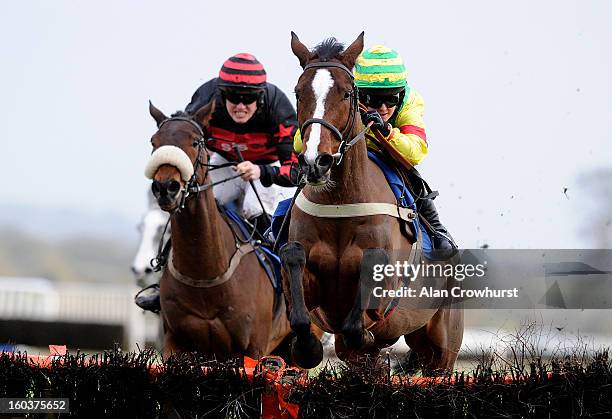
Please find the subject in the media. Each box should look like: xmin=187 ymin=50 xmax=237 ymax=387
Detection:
xmin=170 ymin=191 xmax=233 ymax=279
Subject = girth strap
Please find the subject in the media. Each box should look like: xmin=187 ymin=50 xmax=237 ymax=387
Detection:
xmin=167 ymin=243 xmax=255 ymax=288
xmin=295 ymin=192 xmax=416 ymax=222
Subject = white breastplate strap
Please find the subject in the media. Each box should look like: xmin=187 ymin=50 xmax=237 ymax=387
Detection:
xmin=295 ymin=192 xmax=416 ymax=222
xmin=167 ymin=243 xmax=255 ymax=288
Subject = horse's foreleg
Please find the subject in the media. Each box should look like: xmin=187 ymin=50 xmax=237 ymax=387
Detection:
xmin=341 ymin=248 xmax=389 ymax=349
xmin=403 ymin=307 xmax=464 ymax=373
xmin=280 ymin=241 xmax=323 ymax=369
xmin=162 ymin=333 xmax=179 ymax=361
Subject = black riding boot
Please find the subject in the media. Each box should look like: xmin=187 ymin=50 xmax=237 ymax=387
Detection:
xmin=417 ymin=198 xmax=457 ymax=260
xmin=134 ymin=283 xmax=161 ymax=313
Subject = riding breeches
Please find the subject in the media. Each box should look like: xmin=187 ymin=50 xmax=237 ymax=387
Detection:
xmin=209 ymin=153 xmax=296 ymax=219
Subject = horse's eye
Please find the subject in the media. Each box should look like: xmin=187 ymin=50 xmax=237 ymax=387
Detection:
xmin=343 ymin=91 xmax=352 ymax=100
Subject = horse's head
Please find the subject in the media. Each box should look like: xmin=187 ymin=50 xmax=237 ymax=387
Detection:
xmin=291 ymin=32 xmax=364 ymax=185
xmin=144 ymin=101 xmax=215 ymax=212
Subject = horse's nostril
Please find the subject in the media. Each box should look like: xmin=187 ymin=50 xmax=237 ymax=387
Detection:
xmin=151 ymin=181 xmax=161 ymax=197
xmin=131 ymin=266 xmax=138 ymax=275
xmin=315 ymin=154 xmax=334 ymax=171
xmin=167 ymin=180 xmax=181 ymax=195
xmin=144 ymin=267 xmax=153 ymax=274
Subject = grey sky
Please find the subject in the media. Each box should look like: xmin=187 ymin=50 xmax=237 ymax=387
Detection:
xmin=1 ymin=0 xmax=610 ymax=248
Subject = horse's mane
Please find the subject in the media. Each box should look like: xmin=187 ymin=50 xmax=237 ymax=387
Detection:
xmin=313 ymin=37 xmax=345 ymax=60
xmin=171 ymin=110 xmax=190 ymax=118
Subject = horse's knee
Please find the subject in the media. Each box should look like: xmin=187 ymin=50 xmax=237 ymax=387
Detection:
xmin=280 ymin=241 xmax=306 ymax=268
xmin=280 ymin=242 xmax=310 ymax=327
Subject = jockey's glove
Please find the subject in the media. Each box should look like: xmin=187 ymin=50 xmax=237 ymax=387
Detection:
xmin=360 ymin=110 xmax=391 ymax=137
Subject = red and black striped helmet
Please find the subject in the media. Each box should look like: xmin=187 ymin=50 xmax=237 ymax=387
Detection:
xmin=218 ymin=53 xmax=267 ymax=91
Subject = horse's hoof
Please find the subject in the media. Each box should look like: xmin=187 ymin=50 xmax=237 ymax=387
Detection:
xmin=290 ymin=334 xmax=323 ymax=369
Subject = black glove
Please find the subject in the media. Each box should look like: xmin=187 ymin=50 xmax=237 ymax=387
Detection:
xmin=360 ymin=110 xmax=391 ymax=137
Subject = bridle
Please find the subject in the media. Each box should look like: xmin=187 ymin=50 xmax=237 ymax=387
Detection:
xmin=298 ymin=61 xmax=369 ymax=165
xmin=156 ymin=117 xmax=242 ymax=210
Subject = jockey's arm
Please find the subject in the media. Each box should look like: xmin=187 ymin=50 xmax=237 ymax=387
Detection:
xmin=259 ymin=127 xmax=298 ymax=187
xmin=371 ymin=90 xmax=429 ymax=166
xmin=259 ymin=88 xmax=299 ymax=187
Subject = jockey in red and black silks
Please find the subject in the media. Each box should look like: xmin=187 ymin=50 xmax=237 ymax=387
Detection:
xmin=185 ymin=54 xmax=299 ymax=190
xmin=135 ymin=54 xmax=298 ymax=313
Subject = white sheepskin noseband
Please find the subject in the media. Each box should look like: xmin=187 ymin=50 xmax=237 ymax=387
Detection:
xmin=144 ymin=145 xmax=194 ymax=182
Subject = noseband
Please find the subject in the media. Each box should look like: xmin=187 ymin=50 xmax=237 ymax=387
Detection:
xmin=299 ymin=61 xmax=368 ymax=165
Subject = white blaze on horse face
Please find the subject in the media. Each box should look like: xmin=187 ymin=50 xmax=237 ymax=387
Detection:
xmin=304 ymin=69 xmax=334 ymax=164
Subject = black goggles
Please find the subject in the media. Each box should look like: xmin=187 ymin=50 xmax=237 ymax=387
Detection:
xmin=222 ymin=90 xmax=260 ymax=105
xmin=359 ymin=93 xmax=401 ymax=109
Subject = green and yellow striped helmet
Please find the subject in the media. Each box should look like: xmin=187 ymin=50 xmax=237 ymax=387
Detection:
xmin=354 ymin=45 xmax=407 ymax=89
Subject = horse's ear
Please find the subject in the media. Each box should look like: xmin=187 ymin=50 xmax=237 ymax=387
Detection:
xmin=340 ymin=32 xmax=365 ymax=69
xmin=291 ymin=31 xmax=312 ymax=68
xmin=149 ymin=101 xmax=168 ymax=127
xmin=193 ymin=99 xmax=215 ymax=127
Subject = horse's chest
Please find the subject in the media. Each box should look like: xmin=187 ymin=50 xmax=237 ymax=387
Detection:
xmin=307 ymin=224 xmax=390 ymax=278
xmin=169 ymin=306 xmax=254 ymax=353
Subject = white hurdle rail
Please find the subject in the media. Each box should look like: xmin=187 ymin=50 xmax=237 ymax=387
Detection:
xmin=0 ymin=277 xmax=147 ymax=351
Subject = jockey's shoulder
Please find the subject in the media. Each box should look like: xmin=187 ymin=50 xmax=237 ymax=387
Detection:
xmin=392 ymin=88 xmax=425 ymax=128
xmin=403 ymin=88 xmax=425 ymax=108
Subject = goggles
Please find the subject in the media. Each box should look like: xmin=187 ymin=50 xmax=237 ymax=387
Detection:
xmin=359 ymin=92 xmax=401 ymax=109
xmin=222 ymin=90 xmax=260 ymax=105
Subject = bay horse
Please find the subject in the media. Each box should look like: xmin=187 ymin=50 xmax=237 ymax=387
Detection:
xmin=281 ymin=33 xmax=464 ymax=371
xmin=145 ymin=100 xmax=292 ymax=359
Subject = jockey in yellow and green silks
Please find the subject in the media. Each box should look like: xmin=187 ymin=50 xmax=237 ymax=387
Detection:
xmin=354 ymin=45 xmax=428 ymax=166
xmin=294 ymin=45 xmax=456 ymax=256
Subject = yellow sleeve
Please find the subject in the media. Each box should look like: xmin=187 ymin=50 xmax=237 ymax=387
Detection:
xmin=386 ymin=130 xmax=428 ymax=166
xmin=387 ymin=89 xmax=428 ymax=166
xmin=294 ymin=129 xmax=303 ymax=153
